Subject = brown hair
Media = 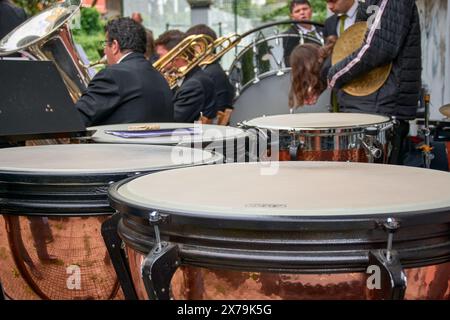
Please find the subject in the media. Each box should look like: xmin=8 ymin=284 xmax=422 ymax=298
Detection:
xmin=289 ymin=37 xmax=336 ymax=108
xmin=145 ymin=29 xmax=155 ymax=59
xmin=155 ymin=29 xmax=186 ymax=51
xmin=186 ymin=24 xmax=217 ymax=41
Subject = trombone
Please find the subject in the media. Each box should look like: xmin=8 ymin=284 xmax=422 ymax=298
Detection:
xmin=199 ymin=33 xmax=242 ymax=67
xmin=153 ymin=34 xmax=214 ymax=89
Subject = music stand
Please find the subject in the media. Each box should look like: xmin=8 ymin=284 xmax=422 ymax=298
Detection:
xmin=0 ymin=60 xmax=91 ymax=143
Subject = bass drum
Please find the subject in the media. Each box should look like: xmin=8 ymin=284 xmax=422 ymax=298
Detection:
xmin=230 ymin=71 xmax=331 ymax=126
xmin=227 ymin=30 xmax=329 ymax=126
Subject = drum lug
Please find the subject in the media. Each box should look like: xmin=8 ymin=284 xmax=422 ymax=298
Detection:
xmin=361 ymin=127 xmax=382 ymax=163
xmin=368 ymin=218 xmax=406 ymax=300
xmin=141 ymin=243 xmax=180 ymax=300
xmin=289 ymin=133 xmax=303 ymax=161
xmin=101 ymin=213 xmax=138 ymax=300
xmin=0 ymin=281 xmax=5 ymax=300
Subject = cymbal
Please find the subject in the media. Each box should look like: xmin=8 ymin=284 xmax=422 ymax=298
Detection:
xmin=331 ymin=22 xmax=392 ymax=97
xmin=439 ymin=104 xmax=450 ymax=118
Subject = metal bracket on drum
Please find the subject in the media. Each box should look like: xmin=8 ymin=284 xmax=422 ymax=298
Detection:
xmin=368 ymin=218 xmax=407 ymax=300
xmin=141 ymin=211 xmax=181 ymax=300
xmin=101 ymin=213 xmax=138 ymax=300
xmin=289 ymin=132 xmax=303 ymax=161
xmin=0 ymin=281 xmax=5 ymax=300
xmin=361 ymin=127 xmax=383 ymax=163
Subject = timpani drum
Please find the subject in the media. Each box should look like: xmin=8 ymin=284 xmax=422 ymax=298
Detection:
xmin=108 ymin=162 xmax=450 ymax=300
xmin=0 ymin=144 xmax=221 ymax=300
xmin=89 ymin=123 xmax=256 ymax=163
xmin=241 ymin=113 xmax=394 ymax=162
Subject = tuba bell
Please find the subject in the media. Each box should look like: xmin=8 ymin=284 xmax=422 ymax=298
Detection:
xmin=331 ymin=22 xmax=392 ymax=97
xmin=0 ymin=0 xmax=91 ymax=102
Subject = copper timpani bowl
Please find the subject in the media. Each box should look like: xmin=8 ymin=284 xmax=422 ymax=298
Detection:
xmin=0 ymin=144 xmax=222 ymax=300
xmin=241 ymin=113 xmax=394 ymax=162
xmin=107 ymin=162 xmax=450 ymax=300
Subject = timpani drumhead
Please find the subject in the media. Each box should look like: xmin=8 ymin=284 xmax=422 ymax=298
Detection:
xmin=112 ymin=162 xmax=450 ymax=217
xmin=89 ymin=123 xmax=251 ymax=146
xmin=0 ymin=144 xmax=221 ymax=176
xmin=243 ymin=113 xmax=391 ymax=131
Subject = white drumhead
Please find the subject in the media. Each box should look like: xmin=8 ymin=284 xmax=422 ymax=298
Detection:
xmin=243 ymin=113 xmax=391 ymax=131
xmin=0 ymin=144 xmax=220 ymax=174
xmin=117 ymin=162 xmax=450 ymax=217
xmin=89 ymin=123 xmax=250 ymax=145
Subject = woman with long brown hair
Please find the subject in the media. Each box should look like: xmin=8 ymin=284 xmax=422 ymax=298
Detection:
xmin=288 ymin=37 xmax=336 ymax=109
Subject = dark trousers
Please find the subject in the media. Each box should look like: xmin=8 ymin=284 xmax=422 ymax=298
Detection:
xmin=388 ymin=120 xmax=410 ymax=165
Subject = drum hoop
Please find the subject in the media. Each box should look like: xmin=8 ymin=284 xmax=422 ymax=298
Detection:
xmin=242 ymin=116 xmax=393 ymax=133
xmin=231 ymin=33 xmax=322 ymax=69
xmin=235 ymin=68 xmax=292 ymax=98
xmin=108 ymin=175 xmax=450 ymax=229
xmin=90 ymin=124 xmax=252 ymax=144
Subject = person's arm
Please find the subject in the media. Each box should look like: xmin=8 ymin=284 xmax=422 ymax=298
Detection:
xmin=75 ymin=69 xmax=121 ymax=127
xmin=328 ymin=0 xmax=415 ymax=90
xmin=173 ymin=80 xmax=204 ymax=123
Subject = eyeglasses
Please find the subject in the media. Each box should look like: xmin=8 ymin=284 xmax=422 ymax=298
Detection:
xmin=102 ymin=40 xmax=111 ymax=48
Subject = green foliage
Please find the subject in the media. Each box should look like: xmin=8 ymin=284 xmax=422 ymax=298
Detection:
xmin=13 ymin=0 xmax=58 ymax=15
xmin=72 ymin=8 xmax=105 ymax=65
xmin=73 ymin=32 xmax=104 ymax=64
xmin=79 ymin=7 xmax=103 ymax=35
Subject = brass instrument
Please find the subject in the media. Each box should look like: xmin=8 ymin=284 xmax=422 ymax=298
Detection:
xmin=439 ymin=104 xmax=450 ymax=118
xmin=331 ymin=22 xmax=392 ymax=97
xmin=83 ymin=55 xmax=107 ymax=68
xmin=153 ymin=34 xmax=214 ymax=89
xmin=0 ymin=0 xmax=92 ymax=102
xmin=200 ymin=34 xmax=241 ymax=66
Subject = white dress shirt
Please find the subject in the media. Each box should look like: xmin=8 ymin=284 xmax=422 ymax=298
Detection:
xmin=336 ymin=0 xmax=359 ymax=36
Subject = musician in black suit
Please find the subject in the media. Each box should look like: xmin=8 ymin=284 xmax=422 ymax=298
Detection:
xmin=186 ymin=24 xmax=235 ymax=125
xmin=0 ymin=0 xmax=27 ymax=40
xmin=75 ymin=18 xmax=173 ymax=127
xmin=155 ymin=30 xmax=217 ymax=123
xmin=283 ymin=0 xmax=324 ymax=67
xmin=323 ymin=0 xmax=359 ymax=38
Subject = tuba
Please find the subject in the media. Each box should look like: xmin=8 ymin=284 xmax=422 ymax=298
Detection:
xmin=153 ymin=34 xmax=214 ymax=90
xmin=0 ymin=0 xmax=91 ymax=102
xmin=331 ymin=22 xmax=392 ymax=97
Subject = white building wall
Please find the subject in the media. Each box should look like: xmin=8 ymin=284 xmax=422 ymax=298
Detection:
xmin=417 ymin=0 xmax=449 ymax=119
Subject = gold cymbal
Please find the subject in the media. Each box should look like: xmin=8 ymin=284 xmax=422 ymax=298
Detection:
xmin=439 ymin=104 xmax=450 ymax=118
xmin=331 ymin=22 xmax=392 ymax=97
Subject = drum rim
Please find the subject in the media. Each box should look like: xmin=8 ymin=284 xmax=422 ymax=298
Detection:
xmin=0 ymin=144 xmax=223 ymax=178
xmin=241 ymin=113 xmax=393 ymax=132
xmin=88 ymin=123 xmax=252 ymax=145
xmin=108 ymin=178 xmax=450 ymax=230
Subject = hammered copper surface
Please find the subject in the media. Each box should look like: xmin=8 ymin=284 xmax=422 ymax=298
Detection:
xmin=0 ymin=215 xmax=123 ymax=300
xmin=126 ymin=248 xmax=449 ymax=300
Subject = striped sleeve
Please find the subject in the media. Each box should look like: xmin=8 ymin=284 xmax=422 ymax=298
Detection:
xmin=327 ymin=0 xmax=415 ymax=90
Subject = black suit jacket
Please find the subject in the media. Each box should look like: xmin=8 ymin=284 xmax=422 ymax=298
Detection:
xmin=203 ymin=62 xmax=235 ymax=111
xmin=282 ymin=25 xmax=324 ymax=67
xmin=0 ymin=1 xmax=27 ymax=40
xmin=323 ymin=15 xmax=339 ymax=39
xmin=75 ymin=52 xmax=174 ymax=127
xmin=173 ymin=67 xmax=217 ymax=123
